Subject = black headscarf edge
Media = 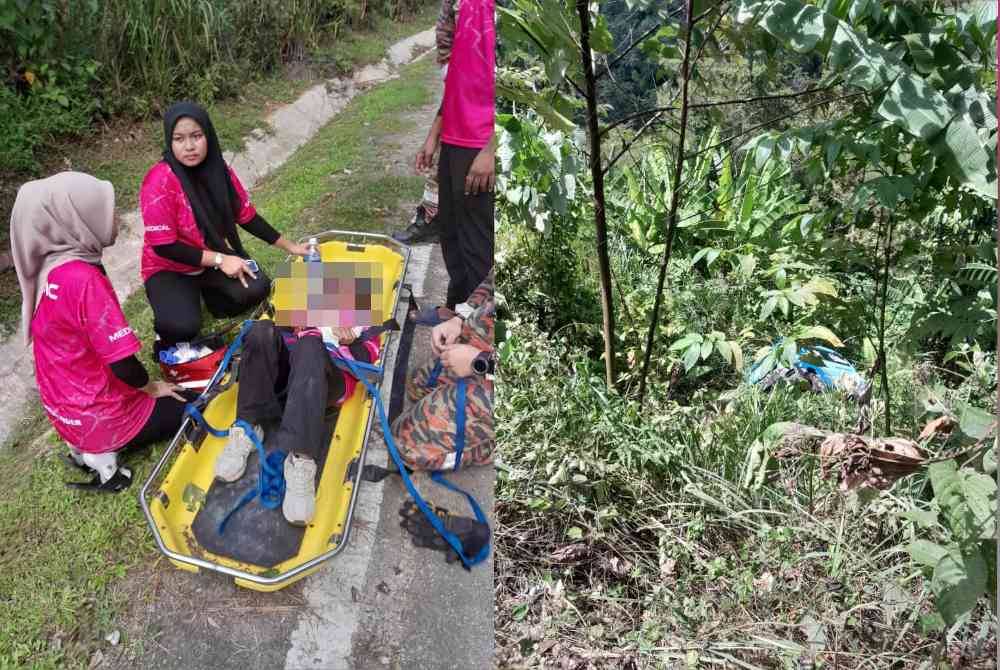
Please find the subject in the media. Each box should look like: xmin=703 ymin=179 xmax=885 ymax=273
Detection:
xmin=162 ymin=101 xmax=246 ymax=257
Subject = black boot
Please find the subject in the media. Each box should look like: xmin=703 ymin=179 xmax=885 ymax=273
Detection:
xmin=392 ymin=205 xmax=440 ymax=245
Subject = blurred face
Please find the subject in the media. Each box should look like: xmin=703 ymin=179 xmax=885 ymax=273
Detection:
xmin=273 ymin=260 xmax=384 ymax=328
xmin=171 ymin=117 xmax=208 ymax=167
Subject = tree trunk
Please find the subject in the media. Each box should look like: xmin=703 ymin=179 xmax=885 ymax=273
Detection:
xmin=878 ymin=214 xmax=894 ymax=435
xmin=994 ymin=10 xmax=999 ymax=642
xmin=636 ymin=0 xmax=694 ymax=403
xmin=576 ymin=0 xmax=617 ymax=388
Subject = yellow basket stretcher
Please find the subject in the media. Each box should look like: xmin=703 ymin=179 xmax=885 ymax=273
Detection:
xmin=140 ymin=231 xmax=409 ymax=592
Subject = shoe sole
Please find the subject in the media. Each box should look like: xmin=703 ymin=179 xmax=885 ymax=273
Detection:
xmin=213 ymin=460 xmax=249 ymax=483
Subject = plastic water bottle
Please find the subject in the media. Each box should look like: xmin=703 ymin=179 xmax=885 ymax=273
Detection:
xmin=305 ymin=237 xmax=321 ymax=263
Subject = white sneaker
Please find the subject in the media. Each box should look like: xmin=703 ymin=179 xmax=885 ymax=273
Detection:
xmin=72 ymin=449 xmax=128 ymax=484
xmin=214 ymin=424 xmax=262 ymax=482
xmin=283 ymin=453 xmax=317 ymax=526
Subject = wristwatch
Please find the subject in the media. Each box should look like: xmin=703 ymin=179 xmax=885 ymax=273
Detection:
xmin=471 ymin=351 xmax=495 ymax=377
xmin=213 ymin=252 xmax=223 ymax=268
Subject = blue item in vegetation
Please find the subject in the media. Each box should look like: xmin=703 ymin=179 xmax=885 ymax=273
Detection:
xmin=749 ymin=343 xmax=868 ymax=397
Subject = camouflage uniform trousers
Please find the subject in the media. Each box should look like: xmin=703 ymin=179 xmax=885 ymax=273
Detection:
xmin=390 ymin=358 xmax=494 ymax=471
xmin=420 ymin=151 xmax=440 ymax=221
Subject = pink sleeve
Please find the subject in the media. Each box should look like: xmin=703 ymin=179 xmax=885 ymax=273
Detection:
xmin=81 ymin=275 xmax=143 ymax=365
xmin=140 ymin=166 xmax=180 ymax=246
xmin=229 ymin=167 xmax=258 ymax=225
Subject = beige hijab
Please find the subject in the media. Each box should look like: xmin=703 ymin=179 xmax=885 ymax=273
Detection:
xmin=10 ymin=172 xmax=117 ymax=343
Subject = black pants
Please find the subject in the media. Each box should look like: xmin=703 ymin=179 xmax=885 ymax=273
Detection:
xmin=234 ymin=322 xmax=345 ymax=460
xmin=120 ymin=393 xmax=198 ymax=452
xmin=437 ymin=142 xmax=494 ymax=309
xmin=145 ymin=268 xmax=271 ymax=347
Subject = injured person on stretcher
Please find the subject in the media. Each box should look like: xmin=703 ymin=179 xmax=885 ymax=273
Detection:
xmin=212 ymin=319 xmax=386 ymax=526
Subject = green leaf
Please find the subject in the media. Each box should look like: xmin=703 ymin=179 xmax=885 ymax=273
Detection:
xmin=901 ymin=508 xmax=939 ymax=530
xmin=781 ymin=338 xmax=798 ymax=366
xmin=929 ymin=461 xmax=997 ymax=543
xmin=670 ymin=333 xmax=702 ymax=351
xmin=983 ymin=448 xmax=997 ymax=475
xmin=590 ymin=14 xmax=614 ymax=54
xmin=877 ymin=75 xmax=954 ymax=141
xmin=934 ymin=114 xmax=996 ymax=200
xmin=774 ymin=266 xmax=787 ymax=289
xmin=738 ymin=254 xmax=757 ymax=277
xmin=566 ymin=526 xmax=584 ymax=540
xmin=682 ymin=344 xmax=701 ymax=372
xmin=858 ymin=176 xmax=916 ymax=208
xmin=933 ymin=548 xmax=987 ymax=625
xmin=909 ymin=539 xmax=948 ymax=568
xmin=903 ymin=33 xmax=937 ymax=74
xmin=760 ymin=296 xmax=778 ymax=320
xmin=691 ymin=247 xmax=712 ymax=266
xmin=795 ymin=325 xmax=845 ymax=347
xmin=778 ymin=295 xmax=790 ymax=317
xmin=799 ymin=213 xmax=816 ymax=237
xmin=824 ymin=140 xmax=841 ymax=171
xmin=956 ymin=403 xmax=996 ymax=440
xmin=786 ymin=288 xmax=806 ymax=308
xmin=700 ymin=340 xmax=714 ymax=361
xmin=716 ymin=339 xmax=733 ymax=364
xmin=739 ymin=178 xmax=756 ymax=226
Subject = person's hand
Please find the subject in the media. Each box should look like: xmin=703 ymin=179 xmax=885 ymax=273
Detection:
xmin=285 ymin=242 xmax=311 ymax=257
xmin=440 ymin=344 xmax=480 ymax=378
xmin=220 ymin=254 xmax=255 ymax=287
xmin=431 ymin=316 xmax=463 ymax=356
xmin=143 ymin=380 xmax=185 ymax=401
xmin=465 ymin=147 xmax=495 ymax=196
xmin=416 ymin=133 xmax=439 ymax=174
xmin=329 ymin=326 xmax=357 ymax=343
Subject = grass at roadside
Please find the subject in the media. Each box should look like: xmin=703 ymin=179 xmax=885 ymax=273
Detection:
xmin=0 ymin=3 xmax=438 ymax=339
xmin=0 ymin=55 xmax=434 ymax=670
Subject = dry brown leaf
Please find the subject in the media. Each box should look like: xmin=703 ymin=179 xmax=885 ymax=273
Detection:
xmin=819 ymin=433 xmax=927 ymax=491
xmin=918 ymin=415 xmax=955 ymax=441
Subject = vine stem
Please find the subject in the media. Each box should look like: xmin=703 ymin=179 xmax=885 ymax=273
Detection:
xmin=637 ymin=0 xmax=695 ymax=404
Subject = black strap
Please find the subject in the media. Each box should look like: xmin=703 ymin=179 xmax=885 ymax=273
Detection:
xmin=389 ymin=284 xmax=417 ymax=425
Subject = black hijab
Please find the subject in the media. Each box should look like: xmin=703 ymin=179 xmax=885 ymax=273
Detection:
xmin=162 ymin=102 xmax=247 ymax=257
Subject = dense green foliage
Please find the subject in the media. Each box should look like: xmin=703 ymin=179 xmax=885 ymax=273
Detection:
xmin=496 ymin=0 xmax=997 ymax=665
xmin=0 ymin=0 xmax=427 ymax=171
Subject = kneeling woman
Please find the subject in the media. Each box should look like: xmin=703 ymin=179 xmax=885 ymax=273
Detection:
xmin=140 ymin=102 xmax=309 ymax=350
xmin=12 ymin=173 xmax=189 ymax=491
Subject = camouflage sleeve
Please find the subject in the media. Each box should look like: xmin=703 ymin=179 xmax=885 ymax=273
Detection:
xmin=461 ymin=297 xmax=494 ymax=352
xmin=464 ymin=267 xmax=494 ymax=310
xmin=461 ymin=269 xmax=494 ymax=352
xmin=435 ymin=0 xmax=456 ymax=65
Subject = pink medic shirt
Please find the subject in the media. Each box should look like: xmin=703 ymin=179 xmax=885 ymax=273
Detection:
xmin=31 ymin=261 xmax=155 ymax=454
xmin=440 ymin=0 xmax=495 ymax=149
xmin=139 ymin=161 xmax=257 ymax=282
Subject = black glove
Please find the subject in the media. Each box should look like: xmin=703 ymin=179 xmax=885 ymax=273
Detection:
xmin=398 ymin=500 xmax=490 ymax=569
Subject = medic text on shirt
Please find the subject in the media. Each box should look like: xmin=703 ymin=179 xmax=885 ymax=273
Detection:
xmin=108 ymin=326 xmax=134 ymax=343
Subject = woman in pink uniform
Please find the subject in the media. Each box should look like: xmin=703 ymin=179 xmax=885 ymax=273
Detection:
xmin=140 ymin=102 xmax=309 ymax=355
xmin=11 ymin=172 xmax=189 ymax=492
xmin=415 ymin=0 xmax=495 ymax=314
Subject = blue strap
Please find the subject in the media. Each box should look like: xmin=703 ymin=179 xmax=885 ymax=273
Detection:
xmin=216 ymin=419 xmax=285 ymax=535
xmin=423 ymin=357 xmax=465 ymax=470
xmin=180 ymin=320 xmax=287 ymax=535
xmin=329 ymin=349 xmax=489 ymax=569
xmin=185 ymin=404 xmax=229 ymax=438
xmin=453 ymin=378 xmax=466 ymax=471
xmin=425 ymin=359 xmax=444 ymax=388
xmin=322 ymin=343 xmax=384 ymax=382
